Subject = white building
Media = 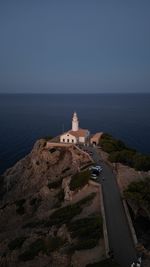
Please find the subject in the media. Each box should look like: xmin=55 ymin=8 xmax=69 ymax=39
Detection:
xmin=60 ymin=112 xmax=90 ymax=144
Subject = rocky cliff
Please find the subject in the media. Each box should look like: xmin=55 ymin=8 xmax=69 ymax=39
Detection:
xmin=0 ymin=140 xmax=104 ymax=267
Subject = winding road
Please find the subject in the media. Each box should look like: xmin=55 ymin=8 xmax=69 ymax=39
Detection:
xmin=89 ymin=147 xmax=137 ymax=267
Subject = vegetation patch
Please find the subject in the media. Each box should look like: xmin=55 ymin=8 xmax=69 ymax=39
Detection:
xmin=49 ymin=147 xmax=57 ymax=153
xmin=70 ymin=170 xmax=90 ymax=191
xmin=124 ymin=177 xmax=150 ymax=213
xmin=30 ymin=197 xmax=42 ymax=213
xmin=8 ymin=236 xmax=27 ymax=250
xmin=15 ymin=198 xmax=26 ymax=215
xmin=86 ymin=259 xmax=121 ymax=267
xmin=48 ymin=204 xmax=82 ymax=227
xmin=100 ymin=133 xmax=150 ymax=171
xmin=56 ymin=189 xmax=65 ymax=202
xmin=68 ymin=215 xmax=103 ymax=250
xmin=22 ymin=220 xmax=45 ymax=229
xmin=23 ymin=193 xmax=96 ymax=229
xmin=68 ymin=215 xmax=103 ymax=239
xmin=18 ymin=236 xmax=63 ymax=261
xmin=48 ymin=178 xmax=62 ymax=189
xmin=62 ymin=167 xmax=70 ymax=173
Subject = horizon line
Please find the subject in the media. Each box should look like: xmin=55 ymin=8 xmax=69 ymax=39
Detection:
xmin=0 ymin=92 xmax=150 ymax=95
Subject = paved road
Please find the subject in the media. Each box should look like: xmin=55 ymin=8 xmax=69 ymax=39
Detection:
xmin=87 ymin=147 xmax=137 ymax=267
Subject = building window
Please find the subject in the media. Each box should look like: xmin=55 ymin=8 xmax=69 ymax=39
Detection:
xmin=72 ymin=139 xmax=74 ymax=143
xmin=63 ymin=139 xmax=65 ymax=142
xmin=67 ymin=139 xmax=69 ymax=142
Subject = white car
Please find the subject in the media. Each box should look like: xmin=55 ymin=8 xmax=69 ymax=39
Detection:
xmin=95 ymin=165 xmax=102 ymax=171
xmin=91 ymin=174 xmax=97 ymax=180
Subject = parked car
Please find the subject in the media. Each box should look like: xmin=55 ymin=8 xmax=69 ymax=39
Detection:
xmin=92 ymin=169 xmax=100 ymax=176
xmin=91 ymin=174 xmax=97 ymax=180
xmin=95 ymin=165 xmax=103 ymax=171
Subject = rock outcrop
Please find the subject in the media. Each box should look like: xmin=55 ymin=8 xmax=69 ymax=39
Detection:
xmin=0 ymin=140 xmax=104 ymax=267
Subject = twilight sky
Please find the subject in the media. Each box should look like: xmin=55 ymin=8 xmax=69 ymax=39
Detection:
xmin=0 ymin=0 xmax=150 ymax=93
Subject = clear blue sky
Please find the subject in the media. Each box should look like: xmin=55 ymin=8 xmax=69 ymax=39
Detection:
xmin=0 ymin=0 xmax=150 ymax=93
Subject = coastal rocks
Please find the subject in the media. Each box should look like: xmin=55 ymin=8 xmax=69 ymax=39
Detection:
xmin=62 ymin=177 xmax=73 ymax=201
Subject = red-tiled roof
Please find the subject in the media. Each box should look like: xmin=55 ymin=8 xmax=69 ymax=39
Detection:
xmin=68 ymin=128 xmax=88 ymax=137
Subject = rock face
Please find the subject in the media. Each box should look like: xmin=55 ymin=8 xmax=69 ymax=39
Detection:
xmin=0 ymin=140 xmax=104 ymax=267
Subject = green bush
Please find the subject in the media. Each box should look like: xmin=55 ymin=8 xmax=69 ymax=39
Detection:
xmin=68 ymin=215 xmax=103 ymax=251
xmin=18 ymin=239 xmax=45 ymax=261
xmin=56 ymin=189 xmax=65 ymax=202
xmin=48 ymin=204 xmax=82 ymax=227
xmin=70 ymin=170 xmax=90 ymax=191
xmin=86 ymin=259 xmax=121 ymax=267
xmin=22 ymin=220 xmax=45 ymax=229
xmin=68 ymin=215 xmax=103 ymax=240
xmin=18 ymin=237 xmax=63 ymax=261
xmin=109 ymin=150 xmax=135 ymax=167
xmin=133 ymin=154 xmax=150 ymax=171
xmin=30 ymin=197 xmax=41 ymax=213
xmin=48 ymin=178 xmax=62 ymax=189
xmin=124 ymin=177 xmax=150 ymax=212
xmin=23 ymin=193 xmax=96 ymax=230
xmin=62 ymin=167 xmax=70 ymax=173
xmin=100 ymin=132 xmax=150 ymax=171
xmin=8 ymin=236 xmax=27 ymax=250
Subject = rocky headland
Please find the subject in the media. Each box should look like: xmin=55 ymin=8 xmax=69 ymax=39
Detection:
xmin=0 ymin=139 xmax=105 ymax=267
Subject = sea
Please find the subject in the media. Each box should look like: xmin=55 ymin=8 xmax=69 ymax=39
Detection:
xmin=0 ymin=93 xmax=150 ymax=175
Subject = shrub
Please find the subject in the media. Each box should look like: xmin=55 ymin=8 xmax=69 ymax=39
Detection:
xmin=23 ymin=193 xmax=96 ymax=231
xmin=18 ymin=239 xmax=45 ymax=261
xmin=133 ymin=154 xmax=150 ymax=171
xmin=8 ymin=236 xmax=27 ymax=250
xmin=45 ymin=236 xmax=64 ymax=252
xmin=56 ymin=189 xmax=65 ymax=202
xmin=48 ymin=178 xmax=62 ymax=189
xmin=22 ymin=219 xmax=46 ymax=229
xmin=68 ymin=215 xmax=103 ymax=251
xmin=86 ymin=259 xmax=121 ymax=267
xmin=49 ymin=148 xmax=56 ymax=153
xmin=30 ymin=197 xmax=42 ymax=213
xmin=109 ymin=150 xmax=135 ymax=167
xmin=70 ymin=170 xmax=90 ymax=191
xmin=68 ymin=215 xmax=103 ymax=239
xmin=18 ymin=237 xmax=63 ymax=261
xmin=100 ymin=132 xmax=150 ymax=171
xmin=48 ymin=204 xmax=82 ymax=227
xmin=124 ymin=177 xmax=150 ymax=212
xmin=62 ymin=167 xmax=70 ymax=173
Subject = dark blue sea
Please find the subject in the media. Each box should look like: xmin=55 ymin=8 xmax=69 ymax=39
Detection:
xmin=0 ymin=93 xmax=150 ymax=175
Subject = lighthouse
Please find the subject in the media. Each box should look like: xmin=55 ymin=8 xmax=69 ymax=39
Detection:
xmin=60 ymin=111 xmax=90 ymax=144
xmin=72 ymin=112 xmax=79 ymax=131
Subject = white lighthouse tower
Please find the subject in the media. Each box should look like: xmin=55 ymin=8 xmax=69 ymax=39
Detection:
xmin=72 ymin=112 xmax=79 ymax=131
